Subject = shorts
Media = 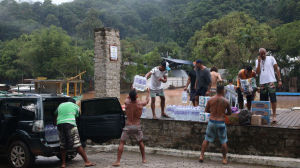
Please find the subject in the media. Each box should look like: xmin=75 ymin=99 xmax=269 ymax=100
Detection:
xmin=150 ymin=89 xmax=165 ymax=97
xmin=57 ymin=123 xmax=81 ymax=150
xmin=205 ymin=120 xmax=228 ymax=144
xmin=210 ymin=88 xmax=217 ymax=96
xmin=237 ymin=88 xmax=254 ymax=103
xmin=195 ymin=87 xmax=208 ymax=96
xmin=190 ymin=89 xmax=196 ymax=101
xmin=260 ymin=82 xmax=277 ymax=103
xmin=120 ymin=125 xmax=143 ymax=141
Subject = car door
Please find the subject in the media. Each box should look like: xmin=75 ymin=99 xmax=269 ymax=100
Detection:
xmin=80 ymin=97 xmax=125 ymax=143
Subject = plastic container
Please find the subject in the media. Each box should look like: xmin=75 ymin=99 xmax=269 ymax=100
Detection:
xmin=182 ymin=91 xmax=188 ymax=103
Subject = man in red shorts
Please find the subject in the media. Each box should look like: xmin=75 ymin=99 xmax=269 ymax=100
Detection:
xmin=112 ymin=88 xmax=150 ymax=166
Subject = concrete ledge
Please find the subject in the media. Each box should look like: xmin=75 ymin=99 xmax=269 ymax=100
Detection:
xmin=88 ymin=145 xmax=300 ymax=168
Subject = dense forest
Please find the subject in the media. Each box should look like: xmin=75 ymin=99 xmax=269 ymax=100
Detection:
xmin=0 ymin=0 xmax=299 ymax=86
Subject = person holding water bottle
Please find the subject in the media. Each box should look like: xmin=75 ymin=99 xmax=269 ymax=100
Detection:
xmin=145 ymin=61 xmax=170 ymax=119
xmin=184 ymin=61 xmax=197 ymax=106
xmin=112 ymin=87 xmax=150 ymax=166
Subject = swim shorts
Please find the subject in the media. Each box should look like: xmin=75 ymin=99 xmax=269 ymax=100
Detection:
xmin=210 ymin=88 xmax=217 ymax=96
xmin=150 ymin=89 xmax=165 ymax=97
xmin=57 ymin=123 xmax=81 ymax=150
xmin=120 ymin=125 xmax=143 ymax=141
xmin=260 ymin=82 xmax=277 ymax=103
xmin=205 ymin=120 xmax=228 ymax=144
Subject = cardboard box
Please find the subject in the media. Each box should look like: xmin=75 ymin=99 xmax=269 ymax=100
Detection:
xmin=199 ymin=113 xmax=210 ymax=122
xmin=199 ymin=96 xmax=210 ymax=106
xmin=262 ymin=116 xmax=270 ymax=124
xmin=251 ymin=115 xmax=262 ymax=125
xmin=199 ymin=106 xmax=206 ymax=113
xmin=199 ymin=113 xmax=206 ymax=122
xmin=252 ymin=108 xmax=271 ymax=116
xmin=251 ymin=101 xmax=270 ymax=109
xmin=225 ymin=113 xmax=239 ymax=125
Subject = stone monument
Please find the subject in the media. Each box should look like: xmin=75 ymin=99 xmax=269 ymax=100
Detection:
xmin=94 ymin=27 xmax=121 ymax=98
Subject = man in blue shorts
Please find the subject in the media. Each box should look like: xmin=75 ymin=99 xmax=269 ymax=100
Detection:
xmin=199 ymin=85 xmax=232 ymax=164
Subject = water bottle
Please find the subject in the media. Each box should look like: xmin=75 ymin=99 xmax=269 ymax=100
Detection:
xmin=141 ymin=107 xmax=146 ymax=118
xmin=171 ymin=105 xmax=176 ymax=118
xmin=181 ymin=107 xmax=185 ymax=120
xmin=48 ymin=125 xmax=52 ymax=141
xmin=142 ymin=77 xmax=147 ymax=91
xmin=133 ymin=75 xmax=139 ymax=89
xmin=45 ymin=125 xmax=49 ymax=141
xmin=187 ymin=106 xmax=192 ymax=121
xmin=54 ymin=126 xmax=59 ymax=141
xmin=173 ymin=107 xmax=178 ymax=120
xmin=182 ymin=91 xmax=187 ymax=103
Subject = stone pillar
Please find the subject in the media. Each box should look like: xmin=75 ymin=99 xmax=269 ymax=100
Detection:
xmin=94 ymin=27 xmax=121 ymax=98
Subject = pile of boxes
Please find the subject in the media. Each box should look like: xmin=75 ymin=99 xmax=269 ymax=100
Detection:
xmin=199 ymin=96 xmax=210 ymax=122
xmin=251 ymin=101 xmax=271 ymax=125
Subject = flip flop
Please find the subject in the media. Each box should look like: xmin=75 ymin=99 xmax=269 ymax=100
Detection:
xmin=85 ymin=163 xmax=96 ymax=167
xmin=161 ymin=114 xmax=170 ymax=118
xmin=199 ymin=159 xmax=203 ymax=162
xmin=152 ymin=117 xmax=158 ymax=120
xmin=222 ymin=162 xmax=228 ymax=164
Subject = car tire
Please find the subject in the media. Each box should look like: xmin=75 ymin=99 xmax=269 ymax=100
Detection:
xmin=56 ymin=152 xmax=77 ymax=161
xmin=8 ymin=141 xmax=34 ymax=168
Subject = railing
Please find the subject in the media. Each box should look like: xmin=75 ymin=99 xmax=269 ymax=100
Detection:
xmin=187 ymin=85 xmax=245 ymax=108
xmin=224 ymin=87 xmax=238 ymax=107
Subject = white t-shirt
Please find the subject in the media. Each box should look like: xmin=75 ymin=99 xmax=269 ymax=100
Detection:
xmin=149 ymin=67 xmax=168 ymax=90
xmin=255 ymin=56 xmax=277 ymax=84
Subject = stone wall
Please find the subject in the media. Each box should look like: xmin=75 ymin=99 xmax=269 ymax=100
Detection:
xmin=105 ymin=119 xmax=300 ymax=158
xmin=94 ymin=27 xmax=121 ymax=98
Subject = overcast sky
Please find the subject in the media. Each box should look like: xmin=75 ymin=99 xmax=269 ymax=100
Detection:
xmin=29 ymin=0 xmax=74 ymax=5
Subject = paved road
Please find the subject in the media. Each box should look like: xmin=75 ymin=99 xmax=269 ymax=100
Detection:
xmin=0 ymin=150 xmax=277 ymax=168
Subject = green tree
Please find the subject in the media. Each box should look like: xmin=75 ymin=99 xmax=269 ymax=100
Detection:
xmin=76 ymin=8 xmax=103 ymax=39
xmin=17 ymin=26 xmax=77 ymax=79
xmin=45 ymin=14 xmax=60 ymax=27
xmin=190 ymin=12 xmax=275 ymax=69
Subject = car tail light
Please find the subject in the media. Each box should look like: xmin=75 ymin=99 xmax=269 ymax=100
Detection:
xmin=32 ymin=120 xmax=44 ymax=132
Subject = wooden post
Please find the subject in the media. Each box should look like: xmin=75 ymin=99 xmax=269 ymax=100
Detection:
xmin=67 ymin=82 xmax=69 ymax=96
xmin=74 ymin=83 xmax=77 ymax=97
xmin=56 ymin=83 xmax=59 ymax=94
xmin=80 ymin=75 xmax=82 ymax=95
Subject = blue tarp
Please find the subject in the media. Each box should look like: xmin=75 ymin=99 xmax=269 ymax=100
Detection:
xmin=162 ymin=57 xmax=193 ymax=65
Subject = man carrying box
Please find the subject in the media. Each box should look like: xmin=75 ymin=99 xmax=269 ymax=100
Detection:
xmin=199 ymin=85 xmax=232 ymax=164
xmin=237 ymin=65 xmax=256 ymax=110
xmin=256 ymin=48 xmax=282 ymax=122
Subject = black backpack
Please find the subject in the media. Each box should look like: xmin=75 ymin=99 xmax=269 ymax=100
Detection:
xmin=238 ymin=109 xmax=251 ymax=125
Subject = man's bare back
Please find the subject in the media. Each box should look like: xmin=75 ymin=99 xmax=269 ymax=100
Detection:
xmin=124 ymin=88 xmax=150 ymax=126
xmin=210 ymin=71 xmax=222 ymax=88
xmin=205 ymin=95 xmax=232 ymax=121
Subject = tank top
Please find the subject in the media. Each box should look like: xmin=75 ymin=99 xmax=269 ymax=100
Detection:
xmin=237 ymin=69 xmax=254 ymax=88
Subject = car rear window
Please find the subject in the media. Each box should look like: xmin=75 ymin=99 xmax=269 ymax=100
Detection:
xmin=82 ymin=99 xmax=121 ymax=116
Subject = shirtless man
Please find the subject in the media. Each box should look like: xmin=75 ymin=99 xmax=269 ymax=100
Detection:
xmin=112 ymin=88 xmax=150 ymax=166
xmin=199 ymin=85 xmax=232 ymax=164
xmin=210 ymin=66 xmax=222 ymax=96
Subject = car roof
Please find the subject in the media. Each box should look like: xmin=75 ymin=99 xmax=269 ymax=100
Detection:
xmin=0 ymin=93 xmax=70 ymax=98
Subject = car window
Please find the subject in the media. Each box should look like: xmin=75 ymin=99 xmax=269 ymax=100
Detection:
xmin=21 ymin=99 xmax=37 ymax=121
xmin=82 ymin=99 xmax=121 ymax=116
xmin=1 ymin=100 xmax=22 ymax=117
